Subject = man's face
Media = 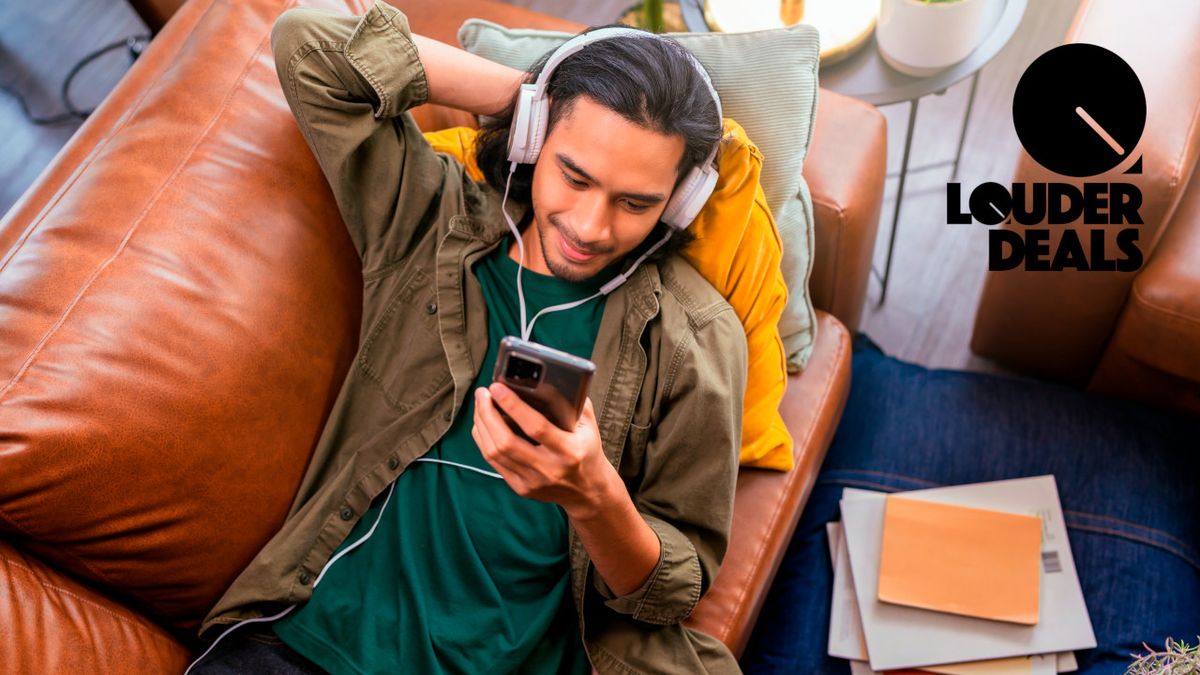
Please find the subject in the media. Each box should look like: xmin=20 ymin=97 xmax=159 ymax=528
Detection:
xmin=524 ymin=95 xmax=686 ymax=282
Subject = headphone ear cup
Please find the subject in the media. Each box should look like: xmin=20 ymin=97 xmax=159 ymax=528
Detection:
xmin=507 ymin=85 xmax=552 ymax=166
xmin=661 ymin=164 xmax=719 ymax=230
xmin=507 ymin=84 xmax=540 ymax=165
xmin=525 ymin=96 xmax=550 ymax=163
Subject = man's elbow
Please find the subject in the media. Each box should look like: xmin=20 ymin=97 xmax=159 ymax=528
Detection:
xmin=269 ymin=8 xmax=321 ymax=69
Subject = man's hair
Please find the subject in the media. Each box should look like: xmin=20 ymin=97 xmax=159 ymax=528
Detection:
xmin=474 ymin=24 xmax=724 ymax=264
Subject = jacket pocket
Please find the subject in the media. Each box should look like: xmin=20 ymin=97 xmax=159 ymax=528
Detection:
xmin=620 ymin=417 xmax=654 ymax=484
xmin=358 ymin=264 xmax=451 ymax=412
xmin=627 ymin=420 xmax=652 ymax=456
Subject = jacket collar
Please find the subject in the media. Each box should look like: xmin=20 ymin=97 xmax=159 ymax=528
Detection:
xmin=458 ymin=180 xmax=532 ymax=245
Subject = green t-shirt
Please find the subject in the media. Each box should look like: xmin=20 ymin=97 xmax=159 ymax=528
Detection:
xmin=273 ymin=236 xmax=617 ymax=675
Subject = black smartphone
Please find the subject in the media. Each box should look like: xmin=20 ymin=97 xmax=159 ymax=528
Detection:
xmin=491 ymin=336 xmax=595 ymax=442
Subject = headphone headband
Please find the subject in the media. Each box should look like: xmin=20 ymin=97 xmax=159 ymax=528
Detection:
xmin=531 ymin=27 xmax=723 ymax=123
xmin=506 ymin=27 xmax=723 ymax=230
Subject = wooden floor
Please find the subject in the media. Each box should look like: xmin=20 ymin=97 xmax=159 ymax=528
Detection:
xmin=861 ymin=0 xmax=1083 ymax=373
xmin=0 ymin=0 xmax=1081 ymax=374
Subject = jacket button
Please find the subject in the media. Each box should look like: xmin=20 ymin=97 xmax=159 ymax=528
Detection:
xmin=443 ymin=410 xmax=452 ymax=422
xmin=298 ymin=571 xmax=312 ymax=585
xmin=424 ymin=301 xmax=437 ymax=314
xmin=387 ymin=456 xmax=399 ymax=470
xmin=339 ymin=506 xmax=354 ymax=521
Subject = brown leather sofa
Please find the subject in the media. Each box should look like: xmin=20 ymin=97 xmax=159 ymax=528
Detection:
xmin=0 ymin=0 xmax=885 ymax=670
xmin=971 ymin=0 xmax=1200 ymax=418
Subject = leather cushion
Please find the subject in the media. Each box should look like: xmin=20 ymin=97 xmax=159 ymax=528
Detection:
xmin=0 ymin=0 xmax=364 ymax=631
xmin=0 ymin=540 xmax=191 ymax=672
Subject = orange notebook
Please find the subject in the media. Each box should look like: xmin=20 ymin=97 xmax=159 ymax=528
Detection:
xmin=878 ymin=495 xmax=1042 ymax=625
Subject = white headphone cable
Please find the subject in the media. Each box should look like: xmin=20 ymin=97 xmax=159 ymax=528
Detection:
xmin=501 ymin=161 xmax=674 ymax=342
xmin=411 ymin=457 xmax=503 ymax=479
xmin=186 ymin=163 xmax=673 ymax=675
xmin=182 ymin=479 xmax=399 ymax=675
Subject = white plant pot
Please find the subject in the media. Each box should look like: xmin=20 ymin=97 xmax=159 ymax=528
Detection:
xmin=876 ymin=0 xmax=1003 ymax=77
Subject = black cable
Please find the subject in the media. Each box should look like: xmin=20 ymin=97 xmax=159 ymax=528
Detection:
xmin=1 ymin=33 xmax=150 ymax=126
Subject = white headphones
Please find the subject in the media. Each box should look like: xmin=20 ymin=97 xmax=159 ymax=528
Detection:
xmin=505 ymin=26 xmax=723 ymax=230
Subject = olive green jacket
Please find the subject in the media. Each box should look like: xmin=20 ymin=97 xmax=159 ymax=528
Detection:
xmin=199 ymin=3 xmax=748 ymax=673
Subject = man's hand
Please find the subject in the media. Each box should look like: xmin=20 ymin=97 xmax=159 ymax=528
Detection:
xmin=472 ymin=383 xmax=663 ymax=597
xmin=471 ymin=383 xmax=612 ymax=519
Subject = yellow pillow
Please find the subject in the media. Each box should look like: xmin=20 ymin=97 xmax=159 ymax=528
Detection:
xmin=424 ymin=119 xmax=793 ymax=471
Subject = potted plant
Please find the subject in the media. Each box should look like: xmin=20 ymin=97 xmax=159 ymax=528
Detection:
xmin=876 ymin=0 xmax=1004 ymax=76
xmin=619 ymin=0 xmax=688 ymax=33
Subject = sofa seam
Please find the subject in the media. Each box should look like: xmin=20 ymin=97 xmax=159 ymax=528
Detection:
xmin=3 ymin=553 xmax=179 ymax=650
xmin=1067 ymin=523 xmax=1200 ymax=572
xmin=1129 ymin=281 xmax=1200 ymax=329
xmin=0 ymin=505 xmax=125 ymax=601
xmin=1064 ymin=508 xmax=1198 ymax=558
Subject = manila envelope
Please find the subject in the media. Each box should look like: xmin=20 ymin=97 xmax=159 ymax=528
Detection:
xmin=878 ymin=495 xmax=1042 ymax=625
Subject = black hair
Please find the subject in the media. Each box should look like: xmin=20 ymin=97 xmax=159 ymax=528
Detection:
xmin=474 ymin=23 xmax=724 ymax=263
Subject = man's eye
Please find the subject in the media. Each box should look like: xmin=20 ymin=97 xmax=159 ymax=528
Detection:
xmin=563 ymin=172 xmax=586 ymax=188
xmin=624 ymin=201 xmax=651 ymax=213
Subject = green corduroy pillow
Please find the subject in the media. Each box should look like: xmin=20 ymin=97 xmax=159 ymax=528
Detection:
xmin=457 ymin=19 xmax=820 ymax=371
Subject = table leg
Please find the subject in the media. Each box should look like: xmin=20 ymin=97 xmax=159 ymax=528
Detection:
xmin=877 ymin=97 xmax=919 ymax=306
xmin=951 ymin=71 xmax=981 ymax=182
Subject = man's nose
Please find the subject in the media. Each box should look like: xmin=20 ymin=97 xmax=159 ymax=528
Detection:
xmin=573 ymin=191 xmax=613 ymax=244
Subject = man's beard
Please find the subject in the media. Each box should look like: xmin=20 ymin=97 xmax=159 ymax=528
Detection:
xmin=535 ymin=213 xmax=614 ymax=283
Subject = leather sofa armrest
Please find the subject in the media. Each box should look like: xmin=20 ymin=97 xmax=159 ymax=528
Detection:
xmin=0 ymin=539 xmax=191 ymax=672
xmin=972 ymin=0 xmax=1200 ymax=383
xmin=1089 ymin=161 xmax=1200 ymax=415
xmin=804 ymin=90 xmax=887 ymax=334
xmin=684 ymin=311 xmax=852 ymax=656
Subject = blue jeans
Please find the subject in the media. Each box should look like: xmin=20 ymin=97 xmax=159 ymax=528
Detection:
xmin=189 ymin=626 xmax=326 ymax=674
xmin=741 ymin=336 xmax=1200 ymax=674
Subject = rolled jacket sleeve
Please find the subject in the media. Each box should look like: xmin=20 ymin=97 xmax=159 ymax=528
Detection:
xmin=593 ymin=304 xmax=748 ymax=625
xmin=269 ymin=0 xmax=444 ymax=274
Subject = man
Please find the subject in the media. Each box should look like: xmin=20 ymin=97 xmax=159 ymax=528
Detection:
xmin=190 ymin=1 xmax=747 ymax=673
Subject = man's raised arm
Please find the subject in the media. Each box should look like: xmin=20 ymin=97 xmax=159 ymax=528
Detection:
xmin=269 ymin=1 xmax=522 ymax=273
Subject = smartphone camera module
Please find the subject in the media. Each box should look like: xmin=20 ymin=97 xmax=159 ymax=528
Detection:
xmin=505 ymin=355 xmax=543 ymax=389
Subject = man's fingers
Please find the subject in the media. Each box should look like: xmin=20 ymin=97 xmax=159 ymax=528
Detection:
xmin=475 ymin=387 xmax=540 ymax=466
xmin=486 ymin=382 xmax=561 ymax=445
xmin=472 ymin=407 xmax=498 ymax=461
xmin=474 ymin=391 xmax=540 ymax=494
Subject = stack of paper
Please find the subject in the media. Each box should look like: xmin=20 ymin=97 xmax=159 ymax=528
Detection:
xmin=827 ymin=475 xmax=1096 ymax=674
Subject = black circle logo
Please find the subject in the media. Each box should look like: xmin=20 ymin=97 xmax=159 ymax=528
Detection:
xmin=1012 ymin=43 xmax=1145 ymax=178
